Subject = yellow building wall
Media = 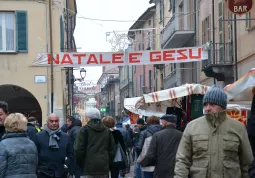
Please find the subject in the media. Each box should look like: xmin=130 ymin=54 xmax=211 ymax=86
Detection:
xmin=0 ymin=1 xmax=67 ymax=124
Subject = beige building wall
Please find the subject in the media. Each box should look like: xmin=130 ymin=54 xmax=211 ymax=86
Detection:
xmin=0 ymin=1 xmax=67 ymax=124
xmin=198 ymin=0 xmax=255 ymax=86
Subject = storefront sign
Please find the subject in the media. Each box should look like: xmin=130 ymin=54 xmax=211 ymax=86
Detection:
xmin=31 ymin=47 xmax=208 ymax=67
xmin=227 ymin=0 xmax=253 ymax=16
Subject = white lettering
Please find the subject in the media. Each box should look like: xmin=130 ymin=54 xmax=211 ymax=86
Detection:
xmin=234 ymin=5 xmax=248 ymax=12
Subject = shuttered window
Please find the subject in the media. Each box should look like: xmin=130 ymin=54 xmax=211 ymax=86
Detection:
xmin=16 ymin=11 xmax=28 ymax=52
xmin=0 ymin=12 xmax=15 ymax=52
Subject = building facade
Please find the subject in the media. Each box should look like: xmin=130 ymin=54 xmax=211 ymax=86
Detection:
xmin=199 ymin=0 xmax=255 ymax=86
xmin=0 ymin=0 xmax=76 ymax=124
xmin=128 ymin=5 xmax=156 ymax=96
xmin=119 ymin=45 xmax=134 ymax=114
xmin=97 ymin=67 xmax=120 ymax=118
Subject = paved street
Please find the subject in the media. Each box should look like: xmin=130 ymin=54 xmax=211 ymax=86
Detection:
xmin=125 ymin=164 xmax=135 ymax=178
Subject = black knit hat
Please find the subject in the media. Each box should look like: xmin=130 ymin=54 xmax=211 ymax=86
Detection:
xmin=203 ymin=85 xmax=227 ymax=109
xmin=160 ymin=114 xmax=177 ymax=123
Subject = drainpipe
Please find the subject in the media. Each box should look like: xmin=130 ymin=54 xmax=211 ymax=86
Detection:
xmin=45 ymin=1 xmax=50 ymax=115
xmin=212 ymin=0 xmax=216 ymax=84
xmin=194 ymin=0 xmax=198 ymax=83
xmin=49 ymin=0 xmax=54 ymax=113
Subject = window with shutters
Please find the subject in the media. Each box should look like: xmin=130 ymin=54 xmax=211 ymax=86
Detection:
xmin=0 ymin=11 xmax=28 ymax=53
xmin=0 ymin=12 xmax=15 ymax=52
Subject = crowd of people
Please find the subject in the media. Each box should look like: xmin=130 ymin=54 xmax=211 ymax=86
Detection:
xmin=0 ymin=85 xmax=255 ymax=178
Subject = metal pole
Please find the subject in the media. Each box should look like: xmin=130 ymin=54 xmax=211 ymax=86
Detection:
xmin=212 ymin=0 xmax=216 ymax=84
xmin=234 ymin=14 xmax=238 ymax=81
xmin=49 ymin=0 xmax=54 ymax=113
xmin=194 ymin=0 xmax=198 ymax=83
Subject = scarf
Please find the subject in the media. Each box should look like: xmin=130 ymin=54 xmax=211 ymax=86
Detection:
xmin=45 ymin=126 xmax=61 ymax=149
xmin=205 ymin=110 xmax=226 ymax=127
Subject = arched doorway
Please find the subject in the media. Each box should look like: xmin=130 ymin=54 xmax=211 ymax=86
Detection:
xmin=0 ymin=84 xmax=42 ymax=125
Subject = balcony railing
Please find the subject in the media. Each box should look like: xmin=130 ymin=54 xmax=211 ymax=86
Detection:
xmin=202 ymin=43 xmax=234 ymax=69
xmin=161 ymin=13 xmax=194 ymax=47
xmin=164 ymin=68 xmax=194 ymax=89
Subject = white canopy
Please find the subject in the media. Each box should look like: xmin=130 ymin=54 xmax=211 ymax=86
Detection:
xmin=224 ymin=68 xmax=255 ymax=102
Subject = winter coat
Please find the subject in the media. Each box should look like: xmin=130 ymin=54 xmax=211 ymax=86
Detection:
xmin=110 ymin=129 xmax=126 ymax=169
xmin=174 ymin=114 xmax=253 ymax=178
xmin=0 ymin=132 xmax=38 ymax=178
xmin=67 ymin=119 xmax=82 ymax=146
xmin=140 ymin=125 xmax=182 ymax=178
xmin=136 ymin=124 xmax=162 ymax=155
xmin=247 ymin=93 xmax=255 ymax=156
xmin=116 ymin=123 xmax=130 ymax=148
xmin=26 ymin=123 xmax=38 ymax=143
xmin=0 ymin=125 xmax=5 ymax=139
xmin=35 ymin=130 xmax=74 ymax=177
xmin=249 ymin=159 xmax=255 ymax=178
xmin=74 ymin=119 xmax=116 ymax=175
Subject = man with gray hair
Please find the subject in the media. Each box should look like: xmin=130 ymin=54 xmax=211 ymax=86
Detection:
xmin=35 ymin=113 xmax=74 ymax=178
xmin=74 ymin=108 xmax=116 ymax=178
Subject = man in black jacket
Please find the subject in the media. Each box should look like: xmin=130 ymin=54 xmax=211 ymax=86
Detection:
xmin=140 ymin=114 xmax=182 ymax=178
xmin=248 ymin=91 xmax=255 ymax=177
xmin=66 ymin=116 xmax=82 ymax=178
xmin=35 ymin=113 xmax=74 ymax=178
xmin=26 ymin=116 xmax=38 ymax=143
xmin=0 ymin=101 xmax=8 ymax=139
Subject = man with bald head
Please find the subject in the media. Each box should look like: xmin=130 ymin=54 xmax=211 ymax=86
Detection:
xmin=35 ymin=113 xmax=74 ymax=178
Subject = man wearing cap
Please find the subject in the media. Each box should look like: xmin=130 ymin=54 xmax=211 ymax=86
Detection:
xmin=174 ymin=85 xmax=253 ymax=178
xmin=139 ymin=114 xmax=182 ymax=178
xmin=26 ymin=116 xmax=38 ymax=142
xmin=74 ymin=108 xmax=116 ymax=178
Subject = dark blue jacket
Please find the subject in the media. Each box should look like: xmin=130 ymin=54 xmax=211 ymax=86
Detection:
xmin=35 ymin=130 xmax=74 ymax=177
xmin=0 ymin=132 xmax=38 ymax=178
xmin=26 ymin=123 xmax=38 ymax=143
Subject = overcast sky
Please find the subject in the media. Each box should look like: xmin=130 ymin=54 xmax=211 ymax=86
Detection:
xmin=73 ymin=0 xmax=152 ymax=80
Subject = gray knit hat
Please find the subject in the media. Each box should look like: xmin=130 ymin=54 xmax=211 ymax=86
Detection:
xmin=203 ymin=85 xmax=227 ymax=109
xmin=85 ymin=108 xmax=101 ymax=120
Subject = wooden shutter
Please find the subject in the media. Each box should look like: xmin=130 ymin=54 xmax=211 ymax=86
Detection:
xmin=16 ymin=11 xmax=28 ymax=52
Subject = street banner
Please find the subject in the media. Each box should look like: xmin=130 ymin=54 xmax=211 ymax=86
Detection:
xmin=227 ymin=0 xmax=253 ymax=16
xmin=31 ymin=47 xmax=208 ymax=67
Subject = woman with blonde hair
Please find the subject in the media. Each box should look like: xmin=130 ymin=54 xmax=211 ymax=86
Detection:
xmin=0 ymin=113 xmax=38 ymax=178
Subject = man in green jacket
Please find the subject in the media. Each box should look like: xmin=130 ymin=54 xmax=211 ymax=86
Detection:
xmin=74 ymin=108 xmax=116 ymax=178
xmin=174 ymin=85 xmax=253 ymax=178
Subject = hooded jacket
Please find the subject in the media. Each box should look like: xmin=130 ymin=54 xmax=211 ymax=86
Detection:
xmin=136 ymin=124 xmax=162 ymax=154
xmin=67 ymin=119 xmax=82 ymax=146
xmin=74 ymin=119 xmax=116 ymax=175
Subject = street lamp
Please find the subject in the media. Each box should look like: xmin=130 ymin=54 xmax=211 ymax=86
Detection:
xmin=80 ymin=68 xmax=86 ymax=80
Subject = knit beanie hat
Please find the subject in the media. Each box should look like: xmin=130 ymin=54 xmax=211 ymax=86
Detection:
xmin=203 ymin=85 xmax=227 ymax=109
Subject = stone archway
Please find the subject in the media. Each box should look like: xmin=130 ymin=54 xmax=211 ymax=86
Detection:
xmin=0 ymin=84 xmax=42 ymax=125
